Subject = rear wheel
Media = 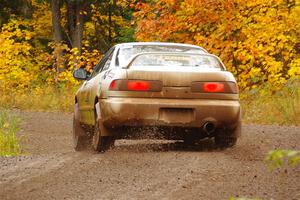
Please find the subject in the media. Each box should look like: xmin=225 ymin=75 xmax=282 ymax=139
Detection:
xmin=183 ymin=135 xmax=198 ymax=146
xmin=73 ymin=103 xmax=91 ymax=151
xmin=92 ymin=103 xmax=115 ymax=152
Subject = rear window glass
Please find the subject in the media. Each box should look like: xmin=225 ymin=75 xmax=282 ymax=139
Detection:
xmin=118 ymin=45 xmax=205 ymax=66
xmin=129 ymin=54 xmax=223 ymax=69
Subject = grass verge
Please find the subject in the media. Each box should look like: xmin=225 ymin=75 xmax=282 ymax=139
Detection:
xmin=0 ymin=110 xmax=21 ymax=156
xmin=0 ymin=85 xmax=77 ymax=113
xmin=242 ymin=79 xmax=300 ymax=125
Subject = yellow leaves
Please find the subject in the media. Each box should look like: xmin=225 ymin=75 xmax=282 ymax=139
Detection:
xmin=288 ymin=59 xmax=300 ymax=78
xmin=0 ymin=18 xmax=50 ymax=91
xmin=25 ymin=34 xmax=32 ymax=41
xmin=57 ymin=43 xmax=102 ymax=84
xmin=257 ymin=44 xmax=264 ymax=51
xmin=194 ymin=34 xmax=206 ymax=43
xmin=31 ymin=1 xmax=52 ymax=40
xmin=70 ymin=48 xmax=80 ymax=54
xmin=189 ymin=24 xmax=198 ymax=33
xmin=80 ymin=11 xmax=88 ymax=16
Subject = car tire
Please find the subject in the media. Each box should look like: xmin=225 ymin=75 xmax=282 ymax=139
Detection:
xmin=92 ymin=103 xmax=115 ymax=152
xmin=215 ymin=136 xmax=237 ymax=149
xmin=73 ymin=103 xmax=91 ymax=151
xmin=215 ymin=121 xmax=240 ymax=149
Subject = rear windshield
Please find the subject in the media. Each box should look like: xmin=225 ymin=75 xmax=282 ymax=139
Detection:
xmin=129 ymin=54 xmax=223 ymax=70
xmin=117 ymin=45 xmax=205 ymax=66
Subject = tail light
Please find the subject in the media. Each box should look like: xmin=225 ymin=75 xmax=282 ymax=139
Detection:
xmin=203 ymin=83 xmax=225 ymax=93
xmin=127 ymin=81 xmax=150 ymax=91
xmin=109 ymin=79 xmax=162 ymax=92
xmin=191 ymin=82 xmax=238 ymax=93
xmin=109 ymin=80 xmax=116 ymax=90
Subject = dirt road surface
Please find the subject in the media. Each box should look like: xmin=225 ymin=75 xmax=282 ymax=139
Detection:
xmin=0 ymin=111 xmax=300 ymax=200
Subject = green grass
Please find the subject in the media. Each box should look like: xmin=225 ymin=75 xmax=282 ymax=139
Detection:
xmin=241 ymin=79 xmax=300 ymax=125
xmin=0 ymin=111 xmax=21 ymax=156
xmin=0 ymin=85 xmax=77 ymax=113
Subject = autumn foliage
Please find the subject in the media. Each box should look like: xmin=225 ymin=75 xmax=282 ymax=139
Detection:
xmin=0 ymin=0 xmax=133 ymax=91
xmin=0 ymin=0 xmax=299 ymax=121
xmin=0 ymin=18 xmax=51 ymax=91
xmin=135 ymin=0 xmax=300 ymax=90
xmin=1 ymin=0 xmax=299 ymax=92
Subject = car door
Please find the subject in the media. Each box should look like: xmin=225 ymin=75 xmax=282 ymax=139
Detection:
xmin=79 ymin=47 xmax=115 ymax=125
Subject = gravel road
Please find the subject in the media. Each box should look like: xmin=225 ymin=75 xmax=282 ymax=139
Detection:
xmin=0 ymin=111 xmax=300 ymax=200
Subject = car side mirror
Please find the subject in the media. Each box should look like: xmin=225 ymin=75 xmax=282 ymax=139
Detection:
xmin=73 ymin=68 xmax=89 ymax=80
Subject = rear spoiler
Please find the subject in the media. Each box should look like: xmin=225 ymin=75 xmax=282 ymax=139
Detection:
xmin=123 ymin=52 xmax=227 ymax=70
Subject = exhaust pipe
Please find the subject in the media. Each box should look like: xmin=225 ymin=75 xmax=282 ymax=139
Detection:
xmin=203 ymin=122 xmax=216 ymax=135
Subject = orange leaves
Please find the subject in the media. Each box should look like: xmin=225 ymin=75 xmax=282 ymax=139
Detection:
xmin=134 ymin=0 xmax=300 ymax=90
xmin=134 ymin=0 xmax=182 ymax=42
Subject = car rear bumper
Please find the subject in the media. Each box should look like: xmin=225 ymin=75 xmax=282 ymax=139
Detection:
xmin=99 ymin=97 xmax=241 ymax=130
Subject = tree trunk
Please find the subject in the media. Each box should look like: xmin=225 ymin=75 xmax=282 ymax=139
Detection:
xmin=52 ymin=0 xmax=64 ymax=43
xmin=19 ymin=0 xmax=33 ymax=18
xmin=51 ymin=0 xmax=65 ymax=74
xmin=66 ymin=0 xmax=87 ymax=54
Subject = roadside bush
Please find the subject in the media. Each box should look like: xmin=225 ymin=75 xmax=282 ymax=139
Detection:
xmin=266 ymin=149 xmax=300 ymax=169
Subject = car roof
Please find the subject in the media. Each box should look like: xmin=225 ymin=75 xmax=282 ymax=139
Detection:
xmin=115 ymin=42 xmax=208 ymax=53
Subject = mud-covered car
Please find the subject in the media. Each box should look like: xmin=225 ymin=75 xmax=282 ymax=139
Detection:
xmin=72 ymin=42 xmax=241 ymax=152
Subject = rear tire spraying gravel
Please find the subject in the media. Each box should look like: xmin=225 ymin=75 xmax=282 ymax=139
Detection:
xmin=92 ymin=103 xmax=115 ymax=152
xmin=215 ymin=122 xmax=240 ymax=149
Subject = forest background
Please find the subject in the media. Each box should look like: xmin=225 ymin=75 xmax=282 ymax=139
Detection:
xmin=0 ymin=0 xmax=299 ymax=125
